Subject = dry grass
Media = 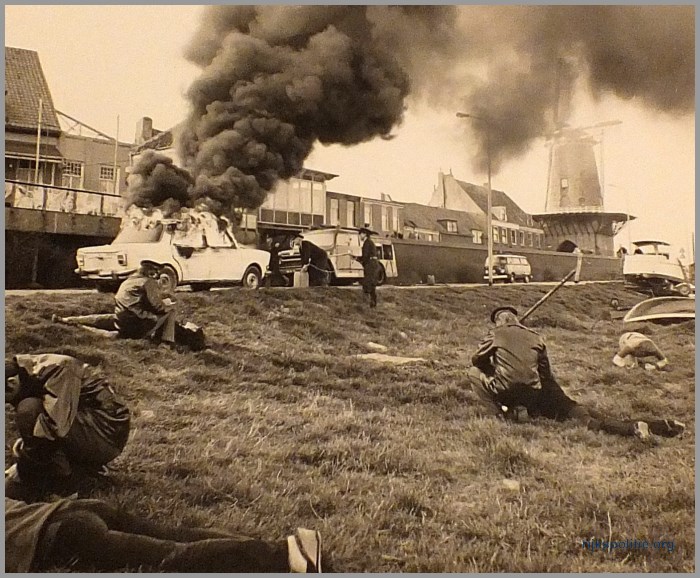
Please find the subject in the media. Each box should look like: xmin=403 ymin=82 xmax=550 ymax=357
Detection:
xmin=5 ymin=282 xmax=695 ymax=572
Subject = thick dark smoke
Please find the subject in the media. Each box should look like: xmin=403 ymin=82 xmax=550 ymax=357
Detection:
xmin=128 ymin=5 xmax=693 ymax=213
xmin=125 ymin=150 xmax=193 ymax=215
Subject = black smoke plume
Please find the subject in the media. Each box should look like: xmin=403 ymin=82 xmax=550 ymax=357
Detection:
xmin=125 ymin=150 xmax=193 ymax=215
xmin=129 ymin=5 xmax=693 ymax=213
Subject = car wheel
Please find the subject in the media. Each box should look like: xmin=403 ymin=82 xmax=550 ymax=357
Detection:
xmin=523 ymin=275 xmax=531 ymax=283
xmin=158 ymin=266 xmax=179 ymax=295
xmin=509 ymin=273 xmax=516 ymax=284
xmin=242 ymin=266 xmax=262 ymax=289
xmin=376 ymin=265 xmax=387 ymax=286
xmin=676 ymin=283 xmax=692 ymax=297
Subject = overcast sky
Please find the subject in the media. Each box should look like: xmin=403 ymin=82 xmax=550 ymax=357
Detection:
xmin=5 ymin=5 xmax=695 ymax=258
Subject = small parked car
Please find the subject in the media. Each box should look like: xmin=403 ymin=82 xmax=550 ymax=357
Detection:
xmin=484 ymin=254 xmax=532 ymax=283
xmin=76 ymin=209 xmax=270 ymax=293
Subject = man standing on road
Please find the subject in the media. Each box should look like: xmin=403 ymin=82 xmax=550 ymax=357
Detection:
xmin=354 ymin=227 xmax=380 ymax=308
xmin=466 ymin=306 xmax=685 ymax=439
xmin=5 ymin=353 xmax=131 ymax=500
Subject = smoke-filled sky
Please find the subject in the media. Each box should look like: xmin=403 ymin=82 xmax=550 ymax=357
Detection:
xmin=4 ymin=4 xmax=695 ymax=256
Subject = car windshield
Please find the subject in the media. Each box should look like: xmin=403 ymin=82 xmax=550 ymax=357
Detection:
xmin=113 ymin=224 xmax=163 ymax=244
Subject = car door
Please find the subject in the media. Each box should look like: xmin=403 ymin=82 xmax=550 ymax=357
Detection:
xmin=171 ymin=221 xmax=210 ymax=282
xmin=201 ymin=220 xmax=241 ymax=281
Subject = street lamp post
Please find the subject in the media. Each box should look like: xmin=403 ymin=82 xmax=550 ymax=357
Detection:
xmin=457 ymin=112 xmax=493 ymax=286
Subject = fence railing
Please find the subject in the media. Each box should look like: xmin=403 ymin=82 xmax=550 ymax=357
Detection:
xmin=4 ymin=180 xmax=123 ymax=217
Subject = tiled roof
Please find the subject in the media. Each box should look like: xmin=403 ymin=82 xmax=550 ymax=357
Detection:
xmin=456 ymin=180 xmax=532 ymax=227
xmin=403 ymin=202 xmax=485 ymax=236
xmin=5 ymin=47 xmax=61 ymax=134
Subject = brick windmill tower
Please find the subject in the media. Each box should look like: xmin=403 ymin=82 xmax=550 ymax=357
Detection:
xmin=532 ymin=66 xmax=632 ymax=256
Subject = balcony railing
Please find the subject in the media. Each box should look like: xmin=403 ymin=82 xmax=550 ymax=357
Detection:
xmin=4 ymin=180 xmax=123 ymax=217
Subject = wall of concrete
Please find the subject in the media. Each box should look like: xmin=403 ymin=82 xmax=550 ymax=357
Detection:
xmin=5 ymin=230 xmax=116 ymax=288
xmin=390 ymin=238 xmax=622 ymax=285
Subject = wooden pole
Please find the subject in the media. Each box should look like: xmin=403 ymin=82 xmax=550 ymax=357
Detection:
xmin=113 ymin=115 xmax=120 ymax=195
xmin=34 ymin=98 xmax=43 ymax=183
xmin=521 ymin=254 xmax=583 ymax=321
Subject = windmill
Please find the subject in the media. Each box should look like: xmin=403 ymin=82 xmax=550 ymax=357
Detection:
xmin=533 ymin=63 xmax=632 ymax=255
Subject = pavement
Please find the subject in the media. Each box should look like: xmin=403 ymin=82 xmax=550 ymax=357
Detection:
xmin=5 ymin=280 xmax=621 ymax=296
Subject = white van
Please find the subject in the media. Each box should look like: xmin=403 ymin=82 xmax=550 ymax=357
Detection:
xmin=278 ymin=227 xmax=398 ymax=286
xmin=484 ymin=254 xmax=532 ymax=283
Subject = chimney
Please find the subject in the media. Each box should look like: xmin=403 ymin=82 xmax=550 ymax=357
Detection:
xmin=135 ymin=117 xmax=153 ymax=145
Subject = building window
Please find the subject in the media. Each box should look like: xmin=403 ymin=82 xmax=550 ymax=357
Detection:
xmin=510 ymin=229 xmax=517 ymax=244
xmin=527 ymin=232 xmax=533 ymax=247
xmin=392 ymin=208 xmax=399 ymax=232
xmin=493 ymin=206 xmax=507 ymax=221
xmin=99 ymin=165 xmax=118 ymax=194
xmin=381 ymin=205 xmax=388 ymax=231
xmin=492 ymin=226 xmax=499 ymax=243
xmin=445 ymin=220 xmax=458 ymax=233
xmin=535 ymin=235 xmax=541 ymax=248
xmin=329 ymin=198 xmax=339 ymax=225
xmin=500 ymin=228 xmax=508 ymax=244
xmin=346 ymin=200 xmax=355 ymax=227
xmin=519 ymin=231 xmax=525 ymax=245
xmin=364 ymin=204 xmax=372 ymax=228
xmin=62 ymin=161 xmax=84 ymax=189
xmin=472 ymin=229 xmax=483 ymax=244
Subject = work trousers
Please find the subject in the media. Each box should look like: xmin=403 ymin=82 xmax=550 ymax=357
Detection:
xmin=36 ymin=499 xmax=291 ymax=572
xmin=466 ymin=367 xmax=637 ymax=436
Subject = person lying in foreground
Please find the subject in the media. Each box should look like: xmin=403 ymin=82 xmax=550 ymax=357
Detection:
xmin=466 ymin=306 xmax=685 ymax=440
xmin=5 ymin=496 xmax=324 ymax=573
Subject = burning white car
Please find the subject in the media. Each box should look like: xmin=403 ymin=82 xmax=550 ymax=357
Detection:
xmin=76 ymin=206 xmax=270 ymax=292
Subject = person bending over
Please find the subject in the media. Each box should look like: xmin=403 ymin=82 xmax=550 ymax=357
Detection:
xmin=5 ymin=353 xmax=130 ymax=499
xmin=466 ymin=306 xmax=685 ymax=440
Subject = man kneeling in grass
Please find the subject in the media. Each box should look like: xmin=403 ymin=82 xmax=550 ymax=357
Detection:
xmin=6 ymin=496 xmax=324 ymax=573
xmin=466 ymin=306 xmax=685 ymax=440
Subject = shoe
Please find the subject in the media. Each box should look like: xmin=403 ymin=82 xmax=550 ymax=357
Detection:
xmin=633 ymin=421 xmax=650 ymax=441
xmin=51 ymin=314 xmax=62 ymax=324
xmin=648 ymin=419 xmax=685 ymax=438
xmin=12 ymin=438 xmax=24 ymax=459
xmin=510 ymin=405 xmax=529 ymax=423
xmin=288 ymin=528 xmax=322 ymax=573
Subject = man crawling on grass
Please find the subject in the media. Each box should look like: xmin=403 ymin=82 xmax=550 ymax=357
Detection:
xmin=466 ymin=306 xmax=685 ymax=440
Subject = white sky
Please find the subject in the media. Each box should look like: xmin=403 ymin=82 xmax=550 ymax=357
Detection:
xmin=4 ymin=5 xmax=696 ymax=259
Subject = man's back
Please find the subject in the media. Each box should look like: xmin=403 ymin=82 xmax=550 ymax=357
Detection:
xmin=473 ymin=323 xmax=547 ymax=390
xmin=115 ymin=273 xmax=163 ymax=320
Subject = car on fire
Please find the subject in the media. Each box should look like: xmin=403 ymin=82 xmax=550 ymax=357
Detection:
xmin=76 ymin=209 xmax=270 ymax=293
xmin=277 ymin=226 xmax=398 ymax=286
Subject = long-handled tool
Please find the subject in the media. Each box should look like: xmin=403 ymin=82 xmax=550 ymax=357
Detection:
xmin=520 ymin=253 xmax=583 ymax=322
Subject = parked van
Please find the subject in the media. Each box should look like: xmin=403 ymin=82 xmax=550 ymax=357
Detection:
xmin=278 ymin=226 xmax=398 ymax=286
xmin=484 ymin=254 xmax=532 ymax=283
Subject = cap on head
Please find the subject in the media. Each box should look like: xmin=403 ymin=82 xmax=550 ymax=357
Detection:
xmin=490 ymin=305 xmax=519 ymax=323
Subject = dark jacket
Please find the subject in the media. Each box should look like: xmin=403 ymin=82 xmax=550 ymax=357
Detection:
xmin=359 ymin=238 xmax=380 ymax=287
xmin=471 ymin=322 xmax=556 ymax=394
xmin=114 ymin=273 xmax=168 ymax=335
xmin=12 ymin=354 xmax=130 ymax=447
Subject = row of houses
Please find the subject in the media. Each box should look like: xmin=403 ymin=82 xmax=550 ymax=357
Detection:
xmin=6 ymin=46 xmax=622 ymax=287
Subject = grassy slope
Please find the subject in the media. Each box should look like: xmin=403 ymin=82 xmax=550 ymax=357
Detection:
xmin=5 ymin=283 xmax=695 ymax=572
